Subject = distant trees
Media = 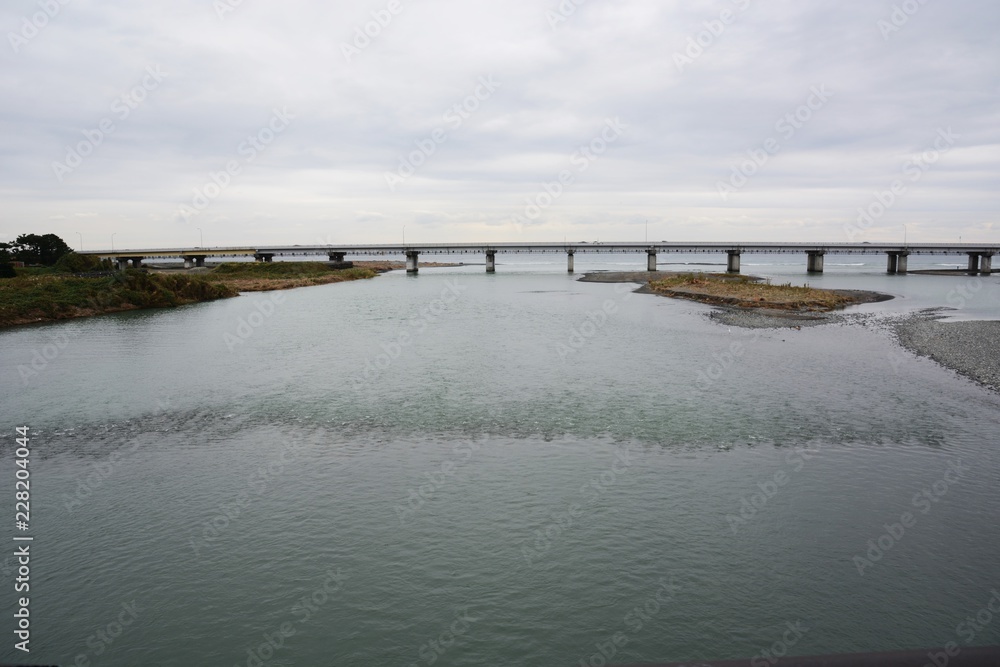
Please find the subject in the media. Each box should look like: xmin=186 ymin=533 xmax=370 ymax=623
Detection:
xmin=1 ymin=234 xmax=73 ymax=266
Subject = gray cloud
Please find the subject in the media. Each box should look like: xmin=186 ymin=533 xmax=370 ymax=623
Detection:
xmin=1 ymin=0 xmax=997 ymax=248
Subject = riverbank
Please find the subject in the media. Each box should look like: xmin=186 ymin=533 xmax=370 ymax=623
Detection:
xmin=895 ymin=312 xmax=1000 ymax=392
xmin=0 ymin=271 xmax=238 ymax=328
xmin=0 ymin=261 xmax=387 ymax=328
xmin=197 ymin=262 xmax=380 ymax=292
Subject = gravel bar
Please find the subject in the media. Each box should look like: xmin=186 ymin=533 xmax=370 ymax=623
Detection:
xmin=895 ymin=316 xmax=1000 ymax=392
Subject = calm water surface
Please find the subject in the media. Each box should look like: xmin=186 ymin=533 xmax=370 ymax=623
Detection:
xmin=1 ymin=255 xmax=999 ymax=666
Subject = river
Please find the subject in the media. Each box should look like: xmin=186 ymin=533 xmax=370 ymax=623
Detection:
xmin=2 ymin=254 xmax=999 ymax=666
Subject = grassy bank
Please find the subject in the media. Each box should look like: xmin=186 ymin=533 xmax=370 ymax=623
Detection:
xmin=0 ymin=261 xmax=382 ymax=328
xmin=647 ymin=273 xmax=858 ymax=311
xmin=204 ymin=262 xmax=379 ymax=291
xmin=0 ymin=271 xmax=238 ymax=327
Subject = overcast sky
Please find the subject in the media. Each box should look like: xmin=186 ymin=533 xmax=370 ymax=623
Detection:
xmin=2 ymin=0 xmax=998 ymax=250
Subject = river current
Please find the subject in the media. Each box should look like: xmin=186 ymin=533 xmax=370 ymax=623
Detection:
xmin=1 ymin=253 xmax=999 ymax=666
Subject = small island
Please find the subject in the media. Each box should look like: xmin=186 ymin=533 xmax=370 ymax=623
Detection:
xmin=579 ymin=271 xmax=893 ymax=325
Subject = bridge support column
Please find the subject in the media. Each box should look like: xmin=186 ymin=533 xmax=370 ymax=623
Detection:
xmin=981 ymin=254 xmax=993 ymax=274
xmin=887 ymin=253 xmax=898 ymax=274
xmin=807 ymin=252 xmax=825 ymax=273
xmin=130 ymin=257 xmax=142 ymax=269
xmin=567 ymin=251 xmax=574 ymax=273
xmin=254 ymin=254 xmax=274 ymax=263
xmin=406 ymin=251 xmax=419 ymax=274
xmin=183 ymin=256 xmax=194 ymax=269
xmin=328 ymin=252 xmax=346 ymax=263
xmin=727 ymin=251 xmax=741 ymax=274
xmin=195 ymin=256 xmax=205 ymax=268
xmin=647 ymin=249 xmax=657 ymax=271
xmin=116 ymin=258 xmax=129 ymax=271
xmin=968 ymin=253 xmax=981 ymax=274
xmin=486 ymin=250 xmax=496 ymax=273
xmin=896 ymin=253 xmax=908 ymax=274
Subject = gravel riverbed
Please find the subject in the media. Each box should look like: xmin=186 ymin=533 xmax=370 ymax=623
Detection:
xmin=894 ymin=315 xmax=1000 ymax=393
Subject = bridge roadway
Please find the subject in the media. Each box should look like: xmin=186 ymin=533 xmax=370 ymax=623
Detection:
xmin=80 ymin=242 xmax=998 ymax=275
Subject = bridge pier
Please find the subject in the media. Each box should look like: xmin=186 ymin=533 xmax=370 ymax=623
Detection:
xmin=254 ymin=253 xmax=274 ymax=263
xmin=806 ymin=252 xmax=824 ymax=273
xmin=486 ymin=250 xmax=496 ymax=273
xmin=968 ymin=253 xmax=982 ymax=274
xmin=567 ymin=251 xmax=574 ymax=273
xmin=886 ymin=252 xmax=909 ymax=274
xmin=183 ymin=255 xmax=207 ymax=269
xmin=116 ymin=258 xmax=129 ymax=271
xmin=647 ymin=249 xmax=657 ymax=271
xmin=406 ymin=251 xmax=419 ymax=274
xmin=727 ymin=251 xmax=741 ymax=273
xmin=981 ymin=254 xmax=993 ymax=274
xmin=328 ymin=252 xmax=346 ymax=263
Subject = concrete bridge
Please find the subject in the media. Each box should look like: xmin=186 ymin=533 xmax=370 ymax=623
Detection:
xmin=81 ymin=242 xmax=998 ymax=275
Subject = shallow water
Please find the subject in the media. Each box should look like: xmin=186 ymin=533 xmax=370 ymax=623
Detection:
xmin=1 ymin=256 xmax=999 ymax=665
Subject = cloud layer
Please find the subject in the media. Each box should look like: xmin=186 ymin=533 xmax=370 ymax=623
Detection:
xmin=2 ymin=0 xmax=998 ymax=249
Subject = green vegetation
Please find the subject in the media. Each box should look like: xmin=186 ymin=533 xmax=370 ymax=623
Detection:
xmin=52 ymin=251 xmax=112 ymax=274
xmin=648 ymin=272 xmax=857 ymax=311
xmin=0 ymin=233 xmax=72 ymax=266
xmin=0 ymin=270 xmax=238 ymax=327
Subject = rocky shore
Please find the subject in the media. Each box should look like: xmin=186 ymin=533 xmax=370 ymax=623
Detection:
xmin=894 ymin=313 xmax=1000 ymax=392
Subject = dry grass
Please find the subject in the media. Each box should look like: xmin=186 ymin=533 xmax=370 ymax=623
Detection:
xmin=204 ymin=263 xmax=378 ymax=292
xmin=647 ymin=273 xmax=857 ymax=311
